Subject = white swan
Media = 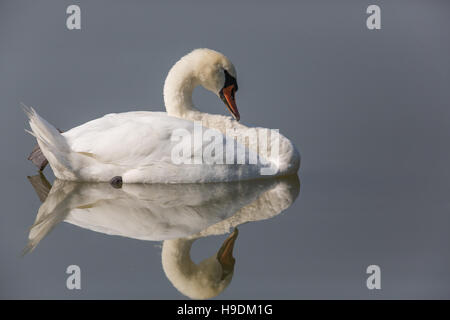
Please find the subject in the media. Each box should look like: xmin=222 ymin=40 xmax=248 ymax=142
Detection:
xmin=24 ymin=48 xmax=300 ymax=183
xmin=26 ymin=173 xmax=300 ymax=299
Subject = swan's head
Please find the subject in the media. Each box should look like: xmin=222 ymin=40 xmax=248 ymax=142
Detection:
xmin=190 ymin=49 xmax=239 ymax=120
xmin=162 ymin=229 xmax=239 ymax=299
xmin=165 ymin=48 xmax=240 ymax=121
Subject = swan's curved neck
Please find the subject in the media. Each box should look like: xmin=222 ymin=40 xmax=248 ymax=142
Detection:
xmin=163 ymin=61 xmax=200 ymax=118
xmin=162 ymin=239 xmax=196 ymax=276
xmin=162 ymin=238 xmax=228 ymax=299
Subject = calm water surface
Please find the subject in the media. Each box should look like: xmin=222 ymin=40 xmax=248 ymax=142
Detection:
xmin=1 ymin=0 xmax=450 ymax=299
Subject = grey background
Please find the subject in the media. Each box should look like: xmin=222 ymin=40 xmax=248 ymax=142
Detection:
xmin=1 ymin=0 xmax=450 ymax=299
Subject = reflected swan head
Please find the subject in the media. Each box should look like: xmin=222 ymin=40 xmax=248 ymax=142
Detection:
xmin=162 ymin=229 xmax=239 ymax=300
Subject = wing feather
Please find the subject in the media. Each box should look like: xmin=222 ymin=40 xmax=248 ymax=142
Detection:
xmin=63 ymin=112 xmax=197 ymax=166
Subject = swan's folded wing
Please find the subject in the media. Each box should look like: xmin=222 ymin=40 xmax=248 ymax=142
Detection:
xmin=63 ymin=112 xmax=197 ymax=166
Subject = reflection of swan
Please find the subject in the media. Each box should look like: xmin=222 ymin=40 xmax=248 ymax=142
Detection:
xmin=26 ymin=173 xmax=300 ymax=299
xmin=24 ymin=48 xmax=299 ymax=183
xmin=161 ymin=229 xmax=239 ymax=300
xmin=162 ymin=175 xmax=299 ymax=299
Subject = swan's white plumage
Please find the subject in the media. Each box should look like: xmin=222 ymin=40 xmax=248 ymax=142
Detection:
xmin=25 ymin=48 xmax=300 ymax=183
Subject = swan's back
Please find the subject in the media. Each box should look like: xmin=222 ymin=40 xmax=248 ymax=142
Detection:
xmin=57 ymin=111 xmax=271 ymax=183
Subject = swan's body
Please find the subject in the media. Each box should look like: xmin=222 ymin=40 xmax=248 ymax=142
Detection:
xmin=25 ymin=48 xmax=300 ymax=183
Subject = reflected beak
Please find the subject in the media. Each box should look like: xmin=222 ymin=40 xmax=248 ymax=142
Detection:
xmin=220 ymin=85 xmax=240 ymax=121
xmin=217 ymin=228 xmax=239 ymax=280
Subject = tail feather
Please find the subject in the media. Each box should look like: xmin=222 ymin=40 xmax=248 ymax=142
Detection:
xmin=22 ymin=104 xmax=67 ymax=151
xmin=23 ymin=104 xmax=71 ymax=175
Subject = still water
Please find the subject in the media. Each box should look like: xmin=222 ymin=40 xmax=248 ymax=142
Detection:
xmin=4 ymin=164 xmax=449 ymax=299
xmin=1 ymin=1 xmax=450 ymax=299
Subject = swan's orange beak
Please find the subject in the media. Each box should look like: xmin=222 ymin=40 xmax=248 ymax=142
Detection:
xmin=220 ymin=84 xmax=240 ymax=121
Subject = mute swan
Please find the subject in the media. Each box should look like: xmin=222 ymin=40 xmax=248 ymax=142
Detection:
xmin=24 ymin=48 xmax=300 ymax=183
xmin=26 ymin=173 xmax=300 ymax=299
